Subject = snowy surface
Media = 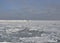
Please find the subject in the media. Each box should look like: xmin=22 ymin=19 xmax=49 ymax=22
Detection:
xmin=0 ymin=20 xmax=60 ymax=43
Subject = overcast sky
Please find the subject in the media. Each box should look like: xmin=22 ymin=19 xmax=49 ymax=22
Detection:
xmin=0 ymin=0 xmax=60 ymax=20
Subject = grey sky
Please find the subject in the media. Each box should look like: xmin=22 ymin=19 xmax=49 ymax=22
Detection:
xmin=0 ymin=0 xmax=60 ymax=20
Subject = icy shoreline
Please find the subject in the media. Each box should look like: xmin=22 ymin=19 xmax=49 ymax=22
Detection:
xmin=0 ymin=20 xmax=60 ymax=43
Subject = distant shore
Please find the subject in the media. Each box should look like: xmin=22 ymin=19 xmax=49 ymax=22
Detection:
xmin=0 ymin=20 xmax=60 ymax=23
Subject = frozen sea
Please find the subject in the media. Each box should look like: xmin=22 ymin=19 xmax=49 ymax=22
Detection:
xmin=0 ymin=20 xmax=60 ymax=43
